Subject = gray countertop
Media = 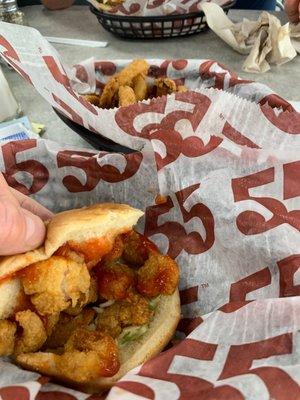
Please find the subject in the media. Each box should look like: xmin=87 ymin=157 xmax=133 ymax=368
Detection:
xmin=3 ymin=6 xmax=300 ymax=149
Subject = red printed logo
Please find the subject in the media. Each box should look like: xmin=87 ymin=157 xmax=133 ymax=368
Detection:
xmin=219 ymin=333 xmax=300 ymax=400
xmin=145 ymin=184 xmax=215 ymax=258
xmin=1 ymin=140 xmax=49 ymax=195
xmin=232 ymin=163 xmax=300 ymax=235
xmin=57 ymin=150 xmax=143 ymax=192
xmin=278 ymin=254 xmax=300 ymax=297
xmin=116 ymin=91 xmax=222 ymax=170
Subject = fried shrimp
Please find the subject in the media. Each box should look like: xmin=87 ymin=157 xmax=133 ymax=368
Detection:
xmin=154 ymin=78 xmax=177 ymax=97
xmin=137 ymin=253 xmax=179 ymax=298
xmin=21 ymin=256 xmax=90 ymax=316
xmin=17 ymin=329 xmax=120 ymax=382
xmin=177 ymin=85 xmax=188 ymax=92
xmin=100 ymin=60 xmax=149 ymax=108
xmin=118 ymin=86 xmax=137 ymax=107
xmin=45 ymin=309 xmax=96 ymax=349
xmin=132 ymin=74 xmax=148 ymax=101
xmin=83 ymin=94 xmax=100 ymax=107
xmin=65 ymin=275 xmax=98 ymax=316
xmin=97 ymin=262 xmax=136 ymax=301
xmin=0 ymin=320 xmax=16 ymax=356
xmin=14 ymin=310 xmax=47 ymax=355
xmin=99 ymin=76 xmax=120 ymax=109
xmin=97 ymin=292 xmax=153 ymax=338
xmin=122 ymin=231 xmax=157 ymax=267
xmin=117 ymin=59 xmax=149 ymax=87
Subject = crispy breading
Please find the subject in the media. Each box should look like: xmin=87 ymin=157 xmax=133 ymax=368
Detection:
xmin=14 ymin=310 xmax=47 ymax=355
xmin=97 ymin=262 xmax=136 ymax=301
xmin=99 ymin=76 xmax=119 ymax=109
xmin=154 ymin=78 xmax=177 ymax=97
xmin=42 ymin=313 xmax=60 ymax=336
xmin=97 ymin=291 xmax=153 ymax=337
xmin=177 ymin=85 xmax=188 ymax=92
xmin=82 ymin=94 xmax=100 ymax=107
xmin=118 ymin=86 xmax=137 ymax=107
xmin=137 ymin=253 xmax=179 ymax=298
xmin=102 ymin=235 xmax=124 ymax=264
xmin=18 ymin=329 xmax=120 ymax=382
xmin=122 ymin=231 xmax=157 ymax=267
xmin=0 ymin=320 xmax=16 ymax=356
xmin=21 ymin=256 xmax=90 ymax=316
xmin=117 ymin=60 xmax=149 ymax=87
xmin=100 ymin=60 xmax=149 ymax=109
xmin=65 ymin=275 xmax=98 ymax=316
xmin=45 ymin=309 xmax=96 ymax=349
xmin=132 ymin=74 xmax=148 ymax=101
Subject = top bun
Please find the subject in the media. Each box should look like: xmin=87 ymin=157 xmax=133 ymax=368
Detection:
xmin=0 ymin=203 xmax=143 ymax=280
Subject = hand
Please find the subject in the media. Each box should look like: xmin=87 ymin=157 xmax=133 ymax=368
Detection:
xmin=0 ymin=173 xmax=53 ymax=256
xmin=285 ymin=0 xmax=300 ymax=24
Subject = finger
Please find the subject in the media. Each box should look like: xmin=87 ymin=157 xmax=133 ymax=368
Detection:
xmin=10 ymin=188 xmax=53 ymax=221
xmin=0 ymin=202 xmax=46 ymax=256
xmin=0 ymin=173 xmax=19 ymax=207
xmin=285 ymin=0 xmax=300 ymax=23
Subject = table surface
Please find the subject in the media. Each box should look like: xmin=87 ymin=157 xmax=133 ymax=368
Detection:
xmin=4 ymin=6 xmax=300 ymax=149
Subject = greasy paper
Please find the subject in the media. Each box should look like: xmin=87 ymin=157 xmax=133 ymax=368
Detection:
xmin=202 ymin=2 xmax=297 ymax=73
xmin=0 ymin=21 xmax=300 ymax=400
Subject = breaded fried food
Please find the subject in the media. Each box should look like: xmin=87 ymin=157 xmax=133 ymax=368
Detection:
xmin=0 ymin=204 xmax=180 ymax=393
xmin=45 ymin=309 xmax=96 ymax=349
xmin=118 ymin=86 xmax=137 ymax=107
xmin=65 ymin=275 xmax=98 ymax=316
xmin=42 ymin=313 xmax=60 ymax=336
xmin=21 ymin=256 xmax=90 ymax=316
xmin=137 ymin=253 xmax=180 ymax=298
xmin=132 ymin=74 xmax=148 ymax=102
xmin=97 ymin=292 xmax=153 ymax=338
xmin=100 ymin=60 xmax=149 ymax=109
xmin=14 ymin=310 xmax=47 ymax=355
xmin=99 ymin=76 xmax=119 ymax=109
xmin=177 ymin=85 xmax=188 ymax=92
xmin=154 ymin=78 xmax=177 ymax=97
xmin=83 ymin=94 xmax=100 ymax=107
xmin=0 ymin=320 xmax=16 ymax=356
xmin=117 ymin=59 xmax=149 ymax=87
xmin=122 ymin=230 xmax=157 ymax=267
xmin=97 ymin=262 xmax=136 ymax=301
xmin=18 ymin=329 xmax=120 ymax=383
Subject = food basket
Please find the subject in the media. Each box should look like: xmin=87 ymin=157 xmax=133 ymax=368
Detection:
xmin=90 ymin=0 xmax=236 ymax=39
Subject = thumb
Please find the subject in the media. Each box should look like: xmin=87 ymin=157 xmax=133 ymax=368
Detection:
xmin=0 ymin=204 xmax=46 ymax=256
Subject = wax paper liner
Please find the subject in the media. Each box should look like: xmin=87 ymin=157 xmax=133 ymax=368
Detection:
xmin=0 ymin=21 xmax=300 ymax=400
xmin=87 ymin=0 xmax=230 ymax=17
xmin=0 ymin=22 xmax=298 ymax=152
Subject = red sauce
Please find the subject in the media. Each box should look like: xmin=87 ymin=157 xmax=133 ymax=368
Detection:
xmin=96 ymin=263 xmax=136 ymax=301
xmin=56 ymin=237 xmax=114 ymax=264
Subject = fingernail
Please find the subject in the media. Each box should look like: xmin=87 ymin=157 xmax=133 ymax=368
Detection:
xmin=24 ymin=212 xmax=46 ymax=249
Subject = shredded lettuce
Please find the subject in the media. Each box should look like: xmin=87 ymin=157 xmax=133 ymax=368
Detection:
xmin=118 ymin=325 xmax=148 ymax=346
xmin=149 ymin=295 xmax=160 ymax=311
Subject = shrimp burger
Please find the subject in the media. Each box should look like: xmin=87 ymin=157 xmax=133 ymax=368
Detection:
xmin=0 ymin=204 xmax=180 ymax=393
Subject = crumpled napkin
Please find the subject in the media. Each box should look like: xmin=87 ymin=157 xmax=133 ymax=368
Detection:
xmin=201 ymin=2 xmax=298 ymax=73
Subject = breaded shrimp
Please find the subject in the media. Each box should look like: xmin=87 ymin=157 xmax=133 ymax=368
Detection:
xmin=137 ymin=252 xmax=179 ymax=298
xmin=21 ymin=256 xmax=90 ymax=316
xmin=14 ymin=310 xmax=47 ymax=355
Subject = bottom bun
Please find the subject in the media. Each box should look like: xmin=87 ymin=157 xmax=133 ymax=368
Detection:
xmin=17 ymin=289 xmax=181 ymax=393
